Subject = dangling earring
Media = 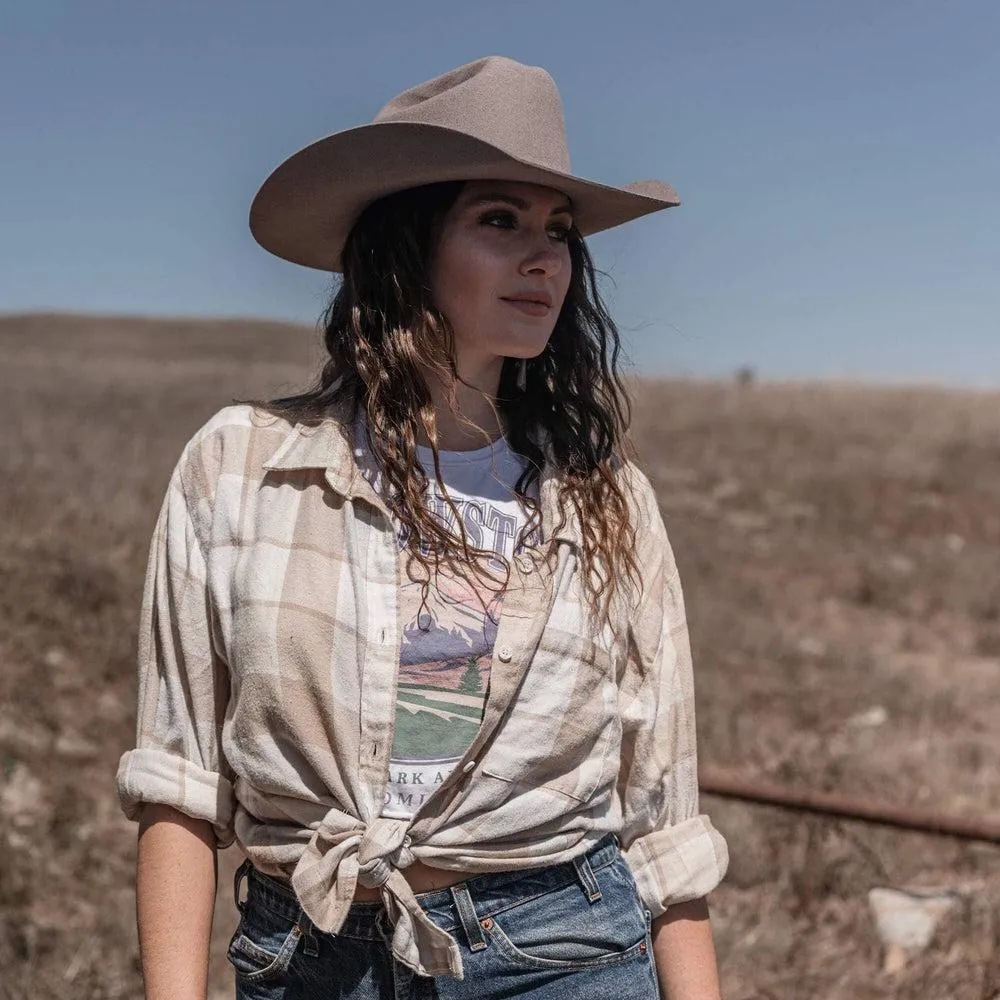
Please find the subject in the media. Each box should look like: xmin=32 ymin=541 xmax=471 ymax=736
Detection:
xmin=516 ymin=357 xmax=528 ymax=391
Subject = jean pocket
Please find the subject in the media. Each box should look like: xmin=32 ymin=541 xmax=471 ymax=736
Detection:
xmin=226 ymin=896 xmax=302 ymax=983
xmin=481 ymin=871 xmax=648 ymax=970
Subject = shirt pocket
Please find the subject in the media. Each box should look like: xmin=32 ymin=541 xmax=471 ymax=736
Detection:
xmin=480 ymin=632 xmax=621 ymax=803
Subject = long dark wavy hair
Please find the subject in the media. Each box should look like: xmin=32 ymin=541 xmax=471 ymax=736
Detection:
xmin=245 ymin=181 xmax=644 ymax=641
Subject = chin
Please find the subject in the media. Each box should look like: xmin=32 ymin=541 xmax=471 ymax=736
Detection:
xmin=501 ymin=338 xmax=552 ymax=360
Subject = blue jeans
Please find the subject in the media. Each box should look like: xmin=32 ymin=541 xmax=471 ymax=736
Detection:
xmin=226 ymin=833 xmax=661 ymax=999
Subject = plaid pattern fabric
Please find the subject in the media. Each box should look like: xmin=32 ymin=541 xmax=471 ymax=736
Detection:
xmin=115 ymin=395 xmax=728 ymax=979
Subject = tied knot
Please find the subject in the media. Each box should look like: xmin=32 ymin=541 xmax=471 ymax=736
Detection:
xmin=288 ymin=811 xmax=464 ymax=978
xmin=355 ymin=818 xmax=415 ymax=889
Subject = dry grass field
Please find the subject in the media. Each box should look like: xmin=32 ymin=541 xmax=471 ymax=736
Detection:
xmin=1 ymin=313 xmax=998 ymax=999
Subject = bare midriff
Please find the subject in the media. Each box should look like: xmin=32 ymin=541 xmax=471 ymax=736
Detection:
xmin=351 ymin=859 xmax=475 ymax=901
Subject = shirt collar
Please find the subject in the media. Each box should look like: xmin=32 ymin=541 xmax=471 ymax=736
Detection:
xmin=261 ymin=390 xmax=583 ymax=546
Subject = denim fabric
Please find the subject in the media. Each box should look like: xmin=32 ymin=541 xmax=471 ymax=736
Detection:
xmin=226 ymin=833 xmax=660 ymax=999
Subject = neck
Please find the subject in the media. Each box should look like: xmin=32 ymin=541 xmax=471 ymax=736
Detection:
xmin=416 ymin=357 xmax=507 ymax=452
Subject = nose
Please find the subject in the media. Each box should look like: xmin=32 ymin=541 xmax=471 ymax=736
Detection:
xmin=519 ymin=242 xmax=564 ymax=279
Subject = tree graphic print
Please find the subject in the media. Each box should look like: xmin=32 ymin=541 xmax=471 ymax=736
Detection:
xmin=458 ymin=657 xmax=482 ymax=694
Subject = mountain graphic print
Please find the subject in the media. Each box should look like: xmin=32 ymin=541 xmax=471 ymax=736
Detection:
xmin=383 ymin=483 xmax=541 ymax=819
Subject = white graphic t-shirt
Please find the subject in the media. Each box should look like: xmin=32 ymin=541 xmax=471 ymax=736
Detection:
xmin=352 ymin=414 xmax=543 ymax=819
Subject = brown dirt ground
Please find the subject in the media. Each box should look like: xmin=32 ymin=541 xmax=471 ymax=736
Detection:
xmin=1 ymin=313 xmax=997 ymax=1000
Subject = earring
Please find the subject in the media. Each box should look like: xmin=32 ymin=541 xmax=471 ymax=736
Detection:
xmin=516 ymin=357 xmax=527 ymax=391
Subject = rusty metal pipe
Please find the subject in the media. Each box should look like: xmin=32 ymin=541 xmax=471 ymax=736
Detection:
xmin=700 ymin=770 xmax=1000 ymax=845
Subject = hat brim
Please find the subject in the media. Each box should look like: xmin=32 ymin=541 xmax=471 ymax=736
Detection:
xmin=249 ymin=122 xmax=680 ymax=272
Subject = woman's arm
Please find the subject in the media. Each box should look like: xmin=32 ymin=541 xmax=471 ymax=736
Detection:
xmin=136 ymin=804 xmax=218 ymax=1000
xmin=615 ymin=470 xmax=729 ymax=998
xmin=651 ymin=897 xmax=722 ymax=1000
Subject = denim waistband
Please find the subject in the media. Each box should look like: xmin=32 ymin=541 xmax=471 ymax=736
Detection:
xmin=237 ymin=832 xmax=621 ymax=943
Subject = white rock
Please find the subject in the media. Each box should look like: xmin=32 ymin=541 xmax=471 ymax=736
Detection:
xmin=43 ymin=646 xmax=67 ymax=668
xmin=887 ymin=553 xmax=915 ymax=575
xmin=868 ymin=886 xmax=962 ymax=955
xmin=797 ymin=636 xmax=827 ymax=658
xmin=847 ymin=705 xmax=888 ymax=728
xmin=945 ymin=533 xmax=966 ymax=553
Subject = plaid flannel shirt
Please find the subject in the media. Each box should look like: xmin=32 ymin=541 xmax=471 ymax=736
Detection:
xmin=115 ymin=394 xmax=728 ymax=979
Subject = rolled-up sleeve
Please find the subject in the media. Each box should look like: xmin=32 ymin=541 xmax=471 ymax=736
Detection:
xmin=115 ymin=448 xmax=235 ymax=847
xmin=618 ymin=480 xmax=728 ymax=917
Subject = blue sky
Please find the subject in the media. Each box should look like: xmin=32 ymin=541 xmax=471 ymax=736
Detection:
xmin=1 ymin=0 xmax=997 ymax=382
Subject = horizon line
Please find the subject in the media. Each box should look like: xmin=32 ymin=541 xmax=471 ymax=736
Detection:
xmin=1 ymin=308 xmax=996 ymax=393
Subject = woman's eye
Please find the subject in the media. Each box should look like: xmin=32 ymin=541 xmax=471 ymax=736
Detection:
xmin=477 ymin=210 xmax=572 ymax=242
xmin=480 ymin=210 xmax=516 ymax=229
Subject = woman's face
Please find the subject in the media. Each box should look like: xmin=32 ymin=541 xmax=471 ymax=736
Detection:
xmin=429 ymin=179 xmax=573 ymax=371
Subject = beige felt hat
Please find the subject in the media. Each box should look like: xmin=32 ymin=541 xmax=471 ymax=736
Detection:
xmin=249 ymin=55 xmax=680 ymax=272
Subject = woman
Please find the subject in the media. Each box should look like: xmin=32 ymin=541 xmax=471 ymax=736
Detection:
xmin=116 ymin=56 xmax=729 ymax=1000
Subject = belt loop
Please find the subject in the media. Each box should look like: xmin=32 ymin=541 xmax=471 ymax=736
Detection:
xmin=297 ymin=909 xmax=320 ymax=957
xmin=449 ymin=883 xmax=488 ymax=952
xmin=572 ymin=853 xmax=603 ymax=903
xmin=233 ymin=858 xmax=252 ymax=914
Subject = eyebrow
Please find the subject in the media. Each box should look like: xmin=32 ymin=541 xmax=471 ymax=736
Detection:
xmin=469 ymin=192 xmax=574 ymax=217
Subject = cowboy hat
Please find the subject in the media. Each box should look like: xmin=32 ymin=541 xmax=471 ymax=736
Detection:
xmin=249 ymin=55 xmax=680 ymax=272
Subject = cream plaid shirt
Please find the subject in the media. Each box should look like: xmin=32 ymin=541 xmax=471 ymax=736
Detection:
xmin=115 ymin=394 xmax=728 ymax=979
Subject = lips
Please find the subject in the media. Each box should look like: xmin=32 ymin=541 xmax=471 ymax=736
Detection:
xmin=501 ymin=291 xmax=553 ymax=308
xmin=500 ymin=291 xmax=554 ymax=318
xmin=501 ymin=298 xmax=552 ymax=317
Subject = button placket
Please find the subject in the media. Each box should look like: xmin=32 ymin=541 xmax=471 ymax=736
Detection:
xmin=358 ymin=508 xmax=401 ymax=798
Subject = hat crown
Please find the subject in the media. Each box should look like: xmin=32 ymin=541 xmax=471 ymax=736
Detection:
xmin=373 ymin=56 xmax=571 ymax=175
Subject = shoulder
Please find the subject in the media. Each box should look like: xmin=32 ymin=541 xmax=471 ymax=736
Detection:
xmin=614 ymin=457 xmax=683 ymax=615
xmin=614 ymin=457 xmax=666 ymax=542
xmin=171 ymin=403 xmax=299 ymax=502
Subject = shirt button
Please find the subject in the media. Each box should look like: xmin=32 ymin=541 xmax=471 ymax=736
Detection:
xmin=462 ymin=760 xmax=476 ymax=773
xmin=515 ymin=553 xmax=533 ymax=573
xmin=496 ymin=645 xmax=513 ymax=662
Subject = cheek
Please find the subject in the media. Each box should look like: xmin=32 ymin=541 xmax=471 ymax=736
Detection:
xmin=432 ymin=238 xmax=505 ymax=324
